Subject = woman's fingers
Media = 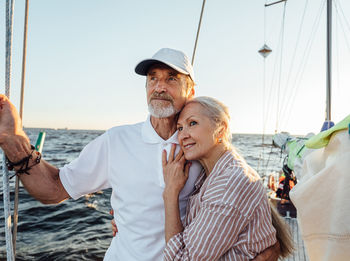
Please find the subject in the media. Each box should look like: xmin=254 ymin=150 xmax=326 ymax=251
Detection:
xmin=162 ymin=149 xmax=167 ymax=167
xmin=175 ymin=148 xmax=184 ymax=161
xmin=168 ymin=143 xmax=176 ymax=162
xmin=184 ymin=161 xmax=191 ymax=179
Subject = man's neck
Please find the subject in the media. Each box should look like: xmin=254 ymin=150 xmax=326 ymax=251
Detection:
xmin=150 ymin=115 xmax=178 ymax=140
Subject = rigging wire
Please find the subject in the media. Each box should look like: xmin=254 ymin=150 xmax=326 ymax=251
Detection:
xmin=260 ymin=1 xmax=288 ymax=173
xmin=333 ymin=0 xmax=350 ymax=104
xmin=263 ymin=3 xmax=289 ymax=135
xmin=280 ymin=0 xmax=326 ymax=130
xmin=278 ymin=0 xmax=309 ymax=126
xmin=12 ymin=0 xmax=30 ymax=254
xmin=3 ymin=0 xmax=16 ymax=260
xmin=259 ymin=0 xmax=285 ymax=174
xmin=258 ymin=0 xmax=268 ymax=175
xmin=274 ymin=1 xmax=287 ymax=133
xmin=336 ymin=0 xmax=350 ymax=36
xmin=334 ymin=1 xmax=350 ymax=52
xmin=335 ymin=2 xmax=340 ymax=95
xmin=191 ymin=0 xmax=206 ymax=66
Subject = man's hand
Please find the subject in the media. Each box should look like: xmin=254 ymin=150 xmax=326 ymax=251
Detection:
xmin=0 ymin=94 xmax=31 ymax=159
xmin=110 ymin=210 xmax=118 ymax=237
xmin=252 ymin=241 xmax=281 ymax=261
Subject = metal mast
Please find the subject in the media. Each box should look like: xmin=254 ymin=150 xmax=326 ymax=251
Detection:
xmin=326 ymin=0 xmax=332 ymax=122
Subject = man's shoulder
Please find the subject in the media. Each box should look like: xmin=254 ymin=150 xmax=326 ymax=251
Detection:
xmin=107 ymin=121 xmax=144 ymax=135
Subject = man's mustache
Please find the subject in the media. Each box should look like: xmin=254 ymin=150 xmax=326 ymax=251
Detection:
xmin=149 ymin=92 xmax=174 ymax=103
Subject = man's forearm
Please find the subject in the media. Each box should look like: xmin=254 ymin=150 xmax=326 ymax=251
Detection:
xmin=2 ymin=134 xmax=70 ymax=204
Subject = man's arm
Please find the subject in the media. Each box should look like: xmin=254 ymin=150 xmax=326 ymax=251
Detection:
xmin=251 ymin=241 xmax=281 ymax=261
xmin=0 ymin=94 xmax=69 ymax=204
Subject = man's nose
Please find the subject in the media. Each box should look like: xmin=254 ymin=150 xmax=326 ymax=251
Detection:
xmin=154 ymin=79 xmax=167 ymax=92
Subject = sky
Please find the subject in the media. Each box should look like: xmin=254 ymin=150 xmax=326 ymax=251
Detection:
xmin=1 ymin=0 xmax=349 ymax=135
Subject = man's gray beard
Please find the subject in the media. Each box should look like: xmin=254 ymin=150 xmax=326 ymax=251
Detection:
xmin=148 ymin=103 xmax=178 ymax=118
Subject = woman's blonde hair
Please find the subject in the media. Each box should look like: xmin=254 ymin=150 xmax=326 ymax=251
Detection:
xmin=270 ymin=203 xmax=295 ymax=257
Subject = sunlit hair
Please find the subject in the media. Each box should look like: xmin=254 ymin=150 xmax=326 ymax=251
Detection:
xmin=184 ymin=75 xmax=195 ymax=92
xmin=185 ymin=96 xmax=232 ymax=150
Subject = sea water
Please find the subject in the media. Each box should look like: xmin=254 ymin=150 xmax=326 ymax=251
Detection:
xmin=0 ymin=128 xmax=283 ymax=260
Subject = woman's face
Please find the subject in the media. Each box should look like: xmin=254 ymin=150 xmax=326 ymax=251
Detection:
xmin=177 ymin=102 xmax=218 ymax=161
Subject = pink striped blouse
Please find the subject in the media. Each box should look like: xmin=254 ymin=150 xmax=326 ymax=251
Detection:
xmin=164 ymin=151 xmax=277 ymax=260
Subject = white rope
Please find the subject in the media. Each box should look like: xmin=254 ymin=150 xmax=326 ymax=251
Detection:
xmin=3 ymin=0 xmax=16 ymax=260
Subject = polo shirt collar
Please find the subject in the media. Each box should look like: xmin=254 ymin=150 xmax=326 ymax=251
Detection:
xmin=141 ymin=115 xmax=179 ymax=144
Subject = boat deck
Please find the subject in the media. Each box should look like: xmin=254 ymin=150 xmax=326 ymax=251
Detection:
xmin=281 ymin=218 xmax=309 ymax=261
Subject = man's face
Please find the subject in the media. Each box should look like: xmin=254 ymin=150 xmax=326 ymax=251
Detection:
xmin=146 ymin=64 xmax=193 ymax=118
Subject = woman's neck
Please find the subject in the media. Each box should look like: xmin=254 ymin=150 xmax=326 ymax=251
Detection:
xmin=199 ymin=144 xmax=228 ymax=176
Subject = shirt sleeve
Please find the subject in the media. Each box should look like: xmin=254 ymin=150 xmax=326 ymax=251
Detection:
xmin=59 ymin=131 xmax=111 ymax=199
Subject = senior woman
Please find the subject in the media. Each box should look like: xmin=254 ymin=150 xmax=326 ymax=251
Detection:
xmin=162 ymin=96 xmax=292 ymax=260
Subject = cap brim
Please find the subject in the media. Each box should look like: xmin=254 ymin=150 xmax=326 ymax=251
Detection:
xmin=135 ymin=59 xmax=189 ymax=76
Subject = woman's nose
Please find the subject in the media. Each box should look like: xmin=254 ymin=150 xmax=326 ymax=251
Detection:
xmin=178 ymin=128 xmax=189 ymax=141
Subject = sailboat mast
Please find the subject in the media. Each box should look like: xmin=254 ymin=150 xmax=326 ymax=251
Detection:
xmin=326 ymin=0 xmax=332 ymax=122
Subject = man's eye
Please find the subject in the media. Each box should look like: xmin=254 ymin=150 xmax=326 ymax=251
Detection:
xmin=178 ymin=126 xmax=183 ymax=131
xmin=190 ymin=121 xmax=197 ymax=126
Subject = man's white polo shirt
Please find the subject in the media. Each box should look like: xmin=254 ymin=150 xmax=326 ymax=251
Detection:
xmin=59 ymin=116 xmax=202 ymax=260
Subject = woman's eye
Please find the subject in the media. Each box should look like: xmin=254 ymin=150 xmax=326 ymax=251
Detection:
xmin=168 ymin=76 xmax=177 ymax=81
xmin=177 ymin=126 xmax=183 ymax=131
xmin=190 ymin=121 xmax=197 ymax=126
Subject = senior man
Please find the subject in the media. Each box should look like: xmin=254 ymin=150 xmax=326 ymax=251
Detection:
xmin=0 ymin=48 xmax=279 ymax=260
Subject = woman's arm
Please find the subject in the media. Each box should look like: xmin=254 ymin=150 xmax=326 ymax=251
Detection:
xmin=162 ymin=144 xmax=190 ymax=243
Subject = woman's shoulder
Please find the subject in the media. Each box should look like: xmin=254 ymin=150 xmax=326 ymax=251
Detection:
xmin=205 ymin=156 xmax=266 ymax=217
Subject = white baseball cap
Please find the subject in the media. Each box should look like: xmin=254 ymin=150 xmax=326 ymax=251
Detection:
xmin=135 ymin=48 xmax=195 ymax=82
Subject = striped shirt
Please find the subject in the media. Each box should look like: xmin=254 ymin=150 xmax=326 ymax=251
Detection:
xmin=164 ymin=151 xmax=277 ymax=260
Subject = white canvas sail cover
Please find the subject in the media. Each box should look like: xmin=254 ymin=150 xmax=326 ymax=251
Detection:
xmin=289 ymin=129 xmax=350 ymax=261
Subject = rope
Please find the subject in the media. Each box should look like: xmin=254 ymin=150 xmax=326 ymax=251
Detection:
xmin=3 ymin=0 xmax=16 ymax=260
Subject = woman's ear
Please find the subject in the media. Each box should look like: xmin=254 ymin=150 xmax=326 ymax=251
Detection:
xmin=216 ymin=122 xmax=227 ymax=143
xmin=218 ymin=122 xmax=227 ymax=137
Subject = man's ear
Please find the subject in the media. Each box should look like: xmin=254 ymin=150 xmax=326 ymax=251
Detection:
xmin=188 ymin=87 xmax=195 ymax=99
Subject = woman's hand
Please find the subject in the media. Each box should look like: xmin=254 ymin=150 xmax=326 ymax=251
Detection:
xmin=162 ymin=144 xmax=191 ymax=198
